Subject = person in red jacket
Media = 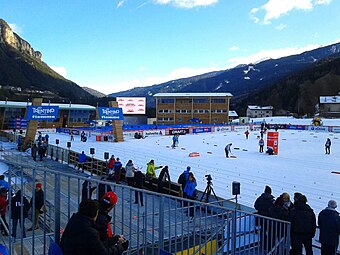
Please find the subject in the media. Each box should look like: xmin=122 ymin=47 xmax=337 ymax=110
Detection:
xmin=107 ymin=155 xmax=115 ymax=177
xmin=244 ymin=130 xmax=250 ymax=139
xmin=0 ymin=188 xmax=9 ymax=235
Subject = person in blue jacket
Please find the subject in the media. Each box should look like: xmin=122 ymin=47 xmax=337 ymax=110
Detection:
xmin=318 ymin=200 xmax=340 ymax=255
xmin=77 ymin=151 xmax=87 ymax=173
xmin=183 ymin=172 xmax=197 ymax=218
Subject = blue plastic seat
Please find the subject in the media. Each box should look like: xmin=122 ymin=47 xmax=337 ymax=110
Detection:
xmin=0 ymin=244 xmax=10 ymax=255
xmin=48 ymin=238 xmax=63 ymax=255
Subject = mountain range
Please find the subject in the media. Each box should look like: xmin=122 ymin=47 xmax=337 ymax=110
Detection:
xmin=1 ymin=17 xmax=340 ymax=116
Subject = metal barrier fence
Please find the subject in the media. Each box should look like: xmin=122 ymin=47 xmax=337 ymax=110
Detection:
xmin=0 ymin=147 xmax=291 ymax=255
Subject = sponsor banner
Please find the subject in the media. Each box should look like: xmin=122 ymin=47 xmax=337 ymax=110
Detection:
xmin=26 ymin=106 xmax=59 ymax=120
xmin=214 ymin=126 xmax=232 ymax=133
xmin=116 ymin=97 xmax=146 ymax=115
xmin=268 ymin=124 xmax=287 ymax=130
xmin=308 ymin=126 xmax=328 ymax=132
xmin=332 ymin=127 xmax=340 ymax=133
xmin=98 ymin=107 xmax=124 ymax=120
xmin=143 ymin=130 xmax=164 ymax=136
xmin=193 ymin=127 xmax=212 ymax=134
xmin=286 ymin=125 xmax=306 ymax=130
xmin=169 ymin=128 xmax=190 ymax=135
xmin=252 ymin=125 xmax=261 ymax=131
xmin=36 ymin=129 xmax=56 ymax=134
xmin=233 ymin=126 xmax=248 ymax=132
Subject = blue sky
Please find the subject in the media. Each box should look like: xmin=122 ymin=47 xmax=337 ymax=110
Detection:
xmin=1 ymin=0 xmax=339 ymax=94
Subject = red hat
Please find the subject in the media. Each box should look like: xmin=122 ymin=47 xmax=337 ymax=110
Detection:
xmin=102 ymin=191 xmax=118 ymax=206
xmin=36 ymin=183 xmax=42 ymax=188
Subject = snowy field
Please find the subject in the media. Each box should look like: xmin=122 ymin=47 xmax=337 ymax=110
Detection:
xmin=42 ymin=117 xmax=340 ymax=216
xmin=1 ymin=117 xmax=340 ymax=215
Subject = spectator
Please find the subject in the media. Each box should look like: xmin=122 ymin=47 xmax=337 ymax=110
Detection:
xmin=11 ymin=190 xmax=30 ymax=238
xmin=183 ymin=172 xmax=197 ymax=218
xmin=146 ymin=160 xmax=162 ymax=180
xmin=96 ymin=192 xmax=128 ymax=252
xmin=157 ymin=166 xmax=171 ymax=193
xmin=225 ymin=143 xmax=232 ymax=158
xmin=31 ymin=143 xmax=37 ymax=161
xmin=0 ymin=175 xmax=9 ymax=191
xmin=77 ymin=151 xmax=87 ymax=173
xmin=318 ymin=200 xmax=340 ymax=255
xmin=178 ymin=166 xmax=190 ymax=191
xmin=97 ymin=177 xmax=112 ymax=201
xmin=61 ymin=199 xmax=127 ymax=255
xmin=82 ymin=178 xmax=96 ymax=202
xmin=38 ymin=143 xmax=45 ymax=161
xmin=266 ymin=147 xmax=274 ymax=155
xmin=289 ymin=195 xmax=316 ymax=255
xmin=28 ymin=183 xmax=45 ymax=231
xmin=44 ymin=134 xmax=49 ymax=144
xmin=0 ymin=188 xmax=9 ymax=235
xmin=134 ymin=168 xmax=145 ymax=206
xmin=107 ymin=155 xmax=115 ymax=177
xmin=125 ymin=160 xmax=136 ymax=186
xmin=254 ymin=185 xmax=275 ymax=250
xmin=114 ymin=158 xmax=122 ymax=184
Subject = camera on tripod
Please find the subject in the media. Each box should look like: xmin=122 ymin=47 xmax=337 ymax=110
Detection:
xmin=205 ymin=174 xmax=212 ymax=184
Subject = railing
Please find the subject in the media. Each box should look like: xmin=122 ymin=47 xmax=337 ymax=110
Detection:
xmin=0 ymin=147 xmax=292 ymax=255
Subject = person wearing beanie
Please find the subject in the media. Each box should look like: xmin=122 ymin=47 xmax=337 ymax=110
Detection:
xmin=61 ymin=200 xmax=127 ymax=255
xmin=254 ymin=185 xmax=275 ymax=250
xmin=96 ymin=192 xmax=128 ymax=252
xmin=28 ymin=183 xmax=45 ymax=231
xmin=289 ymin=195 xmax=316 ymax=255
xmin=318 ymin=200 xmax=340 ymax=255
xmin=146 ymin=160 xmax=162 ymax=180
xmin=177 ymin=167 xmax=191 ymax=190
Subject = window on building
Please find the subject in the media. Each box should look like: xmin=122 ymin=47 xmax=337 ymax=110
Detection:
xmin=176 ymin=99 xmax=191 ymax=104
xmin=158 ymin=98 xmax=174 ymax=104
xmin=177 ymin=118 xmax=182 ymax=122
xmin=193 ymin=98 xmax=209 ymax=103
xmin=211 ymin=99 xmax=226 ymax=103
xmin=158 ymin=109 xmax=172 ymax=113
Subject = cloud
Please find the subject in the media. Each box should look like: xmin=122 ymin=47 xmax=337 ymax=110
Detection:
xmin=251 ymin=0 xmax=315 ymax=24
xmin=229 ymin=46 xmax=240 ymax=51
xmin=226 ymin=44 xmax=319 ymax=67
xmin=117 ymin=0 xmax=126 ymax=8
xmin=51 ymin=66 xmax=68 ymax=77
xmin=8 ymin=23 xmax=22 ymax=35
xmin=153 ymin=0 xmax=218 ymax=9
xmin=275 ymin=23 xmax=287 ymax=30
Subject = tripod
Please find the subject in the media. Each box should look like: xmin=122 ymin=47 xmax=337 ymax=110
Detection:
xmin=200 ymin=178 xmax=222 ymax=206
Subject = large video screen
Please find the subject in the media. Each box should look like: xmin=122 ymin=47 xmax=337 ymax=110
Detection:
xmin=116 ymin=97 xmax=146 ymax=115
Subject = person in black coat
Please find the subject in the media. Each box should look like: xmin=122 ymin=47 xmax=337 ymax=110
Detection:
xmin=134 ymin=168 xmax=145 ymax=206
xmin=254 ymin=185 xmax=275 ymax=250
xmin=31 ymin=143 xmax=37 ymax=161
xmin=28 ymin=183 xmax=44 ymax=231
xmin=97 ymin=177 xmax=112 ymax=201
xmin=289 ymin=195 xmax=316 ymax=255
xmin=157 ymin=166 xmax=171 ymax=194
xmin=11 ymin=190 xmax=30 ymax=238
xmin=318 ymin=200 xmax=340 ymax=255
xmin=82 ymin=179 xmax=96 ymax=202
xmin=61 ymin=199 xmax=127 ymax=255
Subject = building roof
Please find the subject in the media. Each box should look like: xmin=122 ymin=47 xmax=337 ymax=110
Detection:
xmin=247 ymin=105 xmax=274 ymax=110
xmin=153 ymin=93 xmax=233 ymax=97
xmin=0 ymin=101 xmax=96 ymax=110
xmin=320 ymin=96 xmax=340 ymax=104
xmin=229 ymin=110 xmax=238 ymax=117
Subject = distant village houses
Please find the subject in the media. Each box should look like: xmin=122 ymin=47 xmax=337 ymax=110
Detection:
xmin=246 ymin=105 xmax=273 ymax=118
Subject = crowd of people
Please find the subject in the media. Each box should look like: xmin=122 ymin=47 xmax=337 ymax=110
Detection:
xmin=254 ymin=185 xmax=340 ymax=255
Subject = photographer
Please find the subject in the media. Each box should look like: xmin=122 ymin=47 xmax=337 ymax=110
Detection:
xmin=61 ymin=199 xmax=127 ymax=255
xmin=96 ymin=192 xmax=129 ymax=251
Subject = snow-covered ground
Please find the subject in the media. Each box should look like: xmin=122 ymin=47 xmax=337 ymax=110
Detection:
xmin=40 ymin=117 xmax=340 ymax=216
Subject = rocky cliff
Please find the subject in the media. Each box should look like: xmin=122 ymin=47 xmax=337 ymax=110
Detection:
xmin=0 ymin=19 xmax=42 ymax=60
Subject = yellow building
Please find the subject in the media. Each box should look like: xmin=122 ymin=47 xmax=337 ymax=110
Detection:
xmin=154 ymin=93 xmax=233 ymax=125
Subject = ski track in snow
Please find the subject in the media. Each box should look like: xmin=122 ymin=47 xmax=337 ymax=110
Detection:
xmin=41 ymin=126 xmax=340 ymax=215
